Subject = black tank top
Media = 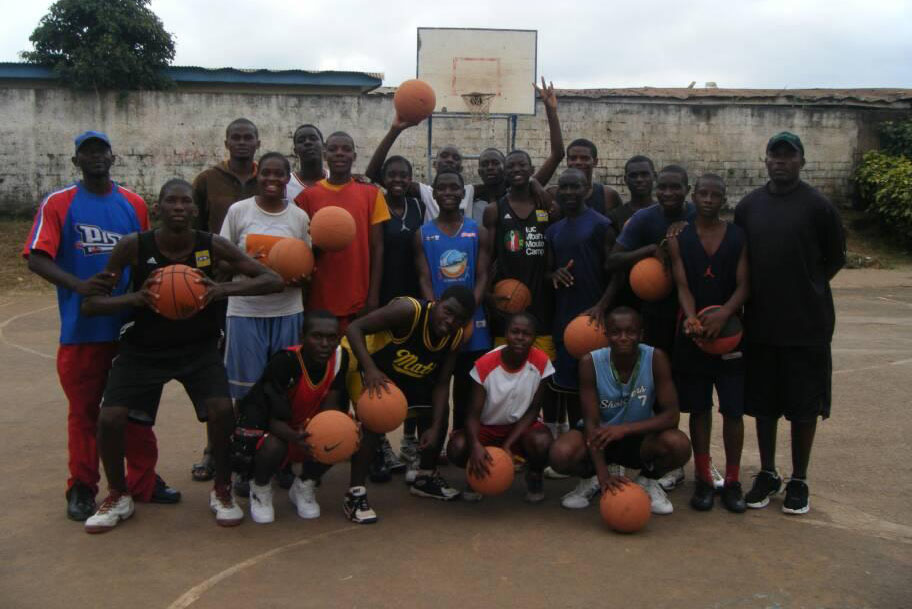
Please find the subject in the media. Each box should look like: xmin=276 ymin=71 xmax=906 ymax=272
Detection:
xmin=123 ymin=230 xmax=221 ymax=350
xmin=379 ymin=196 xmax=425 ymax=306
xmin=586 ymin=183 xmax=607 ymax=216
xmin=493 ymin=196 xmax=552 ymax=333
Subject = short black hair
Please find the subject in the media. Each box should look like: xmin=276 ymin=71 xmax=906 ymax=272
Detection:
xmin=293 ymin=124 xmax=324 ymax=142
xmin=258 ymin=151 xmax=291 ymax=175
xmin=605 ymin=305 xmax=642 ymax=329
xmin=439 ymin=285 xmax=476 ymax=316
xmin=326 ymin=131 xmax=354 ymax=145
xmin=226 ymin=118 xmax=258 ymax=138
xmin=433 ymin=170 xmax=465 ymax=187
xmin=506 ymin=149 xmax=533 ymax=165
xmin=382 ymin=155 xmax=413 ymax=178
xmin=658 ymin=164 xmax=689 ymax=186
xmin=479 ymin=148 xmax=505 ymax=161
xmin=624 ymin=155 xmax=656 ymax=174
xmin=158 ymin=178 xmax=192 ymax=201
xmin=567 ymin=138 xmax=598 ymax=158
xmin=694 ymin=173 xmax=726 ymax=192
xmin=506 ymin=311 xmax=539 ymax=335
xmin=560 ymin=167 xmax=587 ymax=183
xmin=301 ymin=310 xmax=338 ymax=336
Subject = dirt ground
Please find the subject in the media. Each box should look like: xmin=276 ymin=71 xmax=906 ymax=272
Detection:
xmin=0 ymin=269 xmax=910 ymax=609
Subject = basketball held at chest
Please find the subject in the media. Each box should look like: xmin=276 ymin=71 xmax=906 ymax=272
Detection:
xmin=493 ymin=279 xmax=532 ymax=314
xmin=629 ymin=257 xmax=672 ymax=302
xmin=267 ymin=238 xmax=314 ymax=282
xmin=310 ymin=206 xmax=356 ymax=252
xmin=151 ymin=264 xmax=207 ymax=320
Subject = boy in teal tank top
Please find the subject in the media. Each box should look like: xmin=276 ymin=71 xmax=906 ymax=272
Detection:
xmin=548 ymin=307 xmax=691 ymax=515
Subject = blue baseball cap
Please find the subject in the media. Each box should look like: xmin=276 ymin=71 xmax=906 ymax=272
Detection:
xmin=74 ymin=130 xmax=112 ymax=152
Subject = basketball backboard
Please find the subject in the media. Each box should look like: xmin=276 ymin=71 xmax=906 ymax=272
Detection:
xmin=417 ymin=28 xmax=537 ymax=116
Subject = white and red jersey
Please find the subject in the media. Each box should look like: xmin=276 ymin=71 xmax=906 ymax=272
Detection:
xmin=470 ymin=345 xmax=554 ymax=425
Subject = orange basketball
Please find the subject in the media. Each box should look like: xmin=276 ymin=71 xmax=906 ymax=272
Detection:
xmin=266 ymin=237 xmax=314 ymax=282
xmin=599 ymin=481 xmax=651 ymax=533
xmin=493 ymin=279 xmax=532 ymax=314
xmin=461 ymin=320 xmax=474 ymax=346
xmin=629 ymin=257 xmax=672 ymax=302
xmin=305 ymin=410 xmax=360 ymax=465
xmin=393 ymin=79 xmax=436 ymax=123
xmin=356 ymin=383 xmax=408 ymax=433
xmin=245 ymin=234 xmax=284 ymax=261
xmin=310 ymin=206 xmax=356 ymax=252
xmin=466 ymin=447 xmax=514 ymax=495
xmin=151 ymin=264 xmax=207 ymax=320
xmin=564 ymin=315 xmax=610 ymax=359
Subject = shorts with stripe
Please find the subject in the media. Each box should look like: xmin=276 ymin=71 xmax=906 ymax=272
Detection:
xmin=224 ymin=313 xmax=304 ymax=399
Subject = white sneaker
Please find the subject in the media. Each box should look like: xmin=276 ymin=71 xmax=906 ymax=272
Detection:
xmin=210 ymin=487 xmax=244 ymax=526
xmin=636 ymin=475 xmax=674 ymax=514
xmin=404 ymin=460 xmax=419 ymax=485
xmin=607 ymin=463 xmax=626 ymax=477
xmin=544 ymin=466 xmax=570 ymax=480
xmin=289 ymin=478 xmax=320 ymax=519
xmin=462 ymin=486 xmax=483 ymax=502
xmin=561 ymin=475 xmax=600 ymax=509
xmin=84 ymin=492 xmax=134 ymax=534
xmin=249 ymin=482 xmax=275 ymax=524
xmin=710 ymin=462 xmax=725 ymax=490
xmin=657 ymin=466 xmax=685 ymax=491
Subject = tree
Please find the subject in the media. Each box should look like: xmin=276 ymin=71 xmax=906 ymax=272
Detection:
xmin=20 ymin=0 xmax=175 ymax=91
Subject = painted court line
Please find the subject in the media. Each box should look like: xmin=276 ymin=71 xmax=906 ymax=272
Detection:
xmin=0 ymin=304 xmax=57 ymax=360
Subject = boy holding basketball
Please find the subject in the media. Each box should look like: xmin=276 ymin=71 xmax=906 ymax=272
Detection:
xmin=446 ymin=312 xmax=554 ymax=502
xmin=668 ymin=174 xmax=749 ymax=512
xmin=80 ymin=179 xmax=284 ymax=532
xmin=549 ymin=307 xmax=691 ymax=514
xmin=238 ymin=311 xmax=350 ymax=523
xmin=343 ymin=286 xmax=476 ymax=521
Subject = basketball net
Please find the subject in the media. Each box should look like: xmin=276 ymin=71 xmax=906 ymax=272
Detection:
xmin=461 ymin=92 xmax=495 ymax=121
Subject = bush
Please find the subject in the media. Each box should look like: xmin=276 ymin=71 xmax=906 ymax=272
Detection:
xmin=879 ymin=121 xmax=912 ymax=158
xmin=855 ymin=150 xmax=912 ymax=243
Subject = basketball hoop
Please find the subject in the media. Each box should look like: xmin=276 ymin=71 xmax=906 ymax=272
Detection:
xmin=461 ymin=92 xmax=496 ymax=120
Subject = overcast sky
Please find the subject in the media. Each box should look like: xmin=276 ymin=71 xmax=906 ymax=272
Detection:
xmin=1 ymin=0 xmax=910 ymax=90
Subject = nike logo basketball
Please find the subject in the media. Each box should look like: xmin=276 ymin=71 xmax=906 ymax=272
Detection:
xmin=323 ymin=441 xmax=342 ymax=452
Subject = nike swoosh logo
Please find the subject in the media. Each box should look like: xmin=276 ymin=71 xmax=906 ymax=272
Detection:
xmin=323 ymin=441 xmax=342 ymax=452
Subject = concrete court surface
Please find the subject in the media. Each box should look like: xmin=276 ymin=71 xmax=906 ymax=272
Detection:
xmin=0 ymin=269 xmax=910 ymax=609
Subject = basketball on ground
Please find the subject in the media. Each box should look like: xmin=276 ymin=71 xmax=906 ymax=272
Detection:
xmin=393 ymin=79 xmax=436 ymax=123
xmin=356 ymin=383 xmax=408 ymax=433
xmin=151 ymin=264 xmax=207 ymax=320
xmin=599 ymin=482 xmax=651 ymax=533
xmin=629 ymin=257 xmax=672 ymax=301
xmin=305 ymin=410 xmax=360 ymax=465
xmin=267 ymin=238 xmax=314 ymax=282
xmin=564 ymin=314 xmax=610 ymax=359
xmin=310 ymin=206 xmax=356 ymax=252
xmin=695 ymin=305 xmax=743 ymax=355
xmin=493 ymin=279 xmax=531 ymax=313
xmin=466 ymin=446 xmax=514 ymax=495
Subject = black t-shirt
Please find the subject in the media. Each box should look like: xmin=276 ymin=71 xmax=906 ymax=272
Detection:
xmin=734 ymin=181 xmax=845 ymax=346
xmin=379 ymin=196 xmax=426 ymax=306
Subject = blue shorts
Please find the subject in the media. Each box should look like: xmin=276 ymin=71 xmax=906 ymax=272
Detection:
xmin=224 ymin=313 xmax=304 ymax=399
xmin=674 ymin=372 xmax=744 ymax=417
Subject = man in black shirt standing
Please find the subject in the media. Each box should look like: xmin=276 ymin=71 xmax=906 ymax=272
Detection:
xmin=734 ymin=132 xmax=846 ymax=515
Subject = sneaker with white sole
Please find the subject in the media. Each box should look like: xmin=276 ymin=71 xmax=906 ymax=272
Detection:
xmin=745 ymin=470 xmax=783 ymax=509
xmin=343 ymin=486 xmax=378 ymax=524
xmin=249 ymin=482 xmax=275 ymax=524
xmin=380 ymin=435 xmax=407 ymax=473
xmin=289 ymin=478 xmax=320 ymax=519
xmin=410 ymin=470 xmax=461 ymax=501
xmin=524 ymin=472 xmax=545 ymax=504
xmin=543 ymin=466 xmax=570 ymax=480
xmin=461 ymin=486 xmax=483 ymax=502
xmin=84 ymin=492 xmax=134 ymax=534
xmin=399 ymin=435 xmax=418 ymax=465
xmin=657 ymin=466 xmax=685 ymax=491
xmin=782 ymin=478 xmax=810 ymax=515
xmin=561 ymin=475 xmax=600 ymax=509
xmin=404 ymin=460 xmax=419 ymax=485
xmin=710 ymin=462 xmax=725 ymax=490
xmin=636 ymin=475 xmax=674 ymax=514
xmin=210 ymin=486 xmax=244 ymax=526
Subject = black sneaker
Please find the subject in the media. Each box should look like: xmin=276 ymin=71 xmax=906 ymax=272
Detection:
xmin=745 ymin=470 xmax=782 ymax=509
xmin=150 ymin=475 xmax=182 ymax=504
xmin=720 ymin=481 xmax=746 ymax=513
xmin=368 ymin=447 xmax=392 ymax=483
xmin=410 ymin=470 xmax=461 ymax=501
xmin=276 ymin=464 xmax=295 ymax=490
xmin=343 ymin=487 xmax=378 ymax=524
xmin=782 ymin=479 xmax=810 ymax=515
xmin=66 ymin=482 xmax=96 ymax=521
xmin=380 ymin=435 xmax=407 ymax=473
xmin=689 ymin=479 xmax=715 ymax=511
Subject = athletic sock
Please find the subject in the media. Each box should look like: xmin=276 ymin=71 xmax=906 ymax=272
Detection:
xmin=694 ymin=453 xmax=712 ymax=484
xmin=724 ymin=463 xmax=740 ymax=484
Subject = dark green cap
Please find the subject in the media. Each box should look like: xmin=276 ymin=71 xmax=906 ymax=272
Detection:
xmin=766 ymin=131 xmax=804 ymax=155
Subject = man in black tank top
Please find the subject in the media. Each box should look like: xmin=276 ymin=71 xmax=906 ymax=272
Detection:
xmin=563 ymin=139 xmax=622 ymax=216
xmin=80 ymin=179 xmax=284 ymax=533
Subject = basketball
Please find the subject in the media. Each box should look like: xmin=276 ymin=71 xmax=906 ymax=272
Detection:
xmin=466 ymin=446 xmax=514 ymax=495
xmin=461 ymin=319 xmax=474 ymax=346
xmin=393 ymin=79 xmax=437 ymax=123
xmin=266 ymin=237 xmax=314 ymax=282
xmin=305 ymin=410 xmax=360 ymax=465
xmin=310 ymin=206 xmax=356 ymax=252
xmin=151 ymin=264 xmax=207 ymax=320
xmin=564 ymin=315 xmax=610 ymax=359
xmin=695 ymin=305 xmax=743 ymax=355
xmin=245 ymin=234 xmax=284 ymax=260
xmin=599 ymin=482 xmax=651 ymax=533
xmin=629 ymin=257 xmax=672 ymax=302
xmin=493 ymin=279 xmax=532 ymax=313
xmin=356 ymin=383 xmax=408 ymax=433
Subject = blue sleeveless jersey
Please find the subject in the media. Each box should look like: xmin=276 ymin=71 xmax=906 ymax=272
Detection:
xmin=591 ymin=344 xmax=655 ymax=425
xmin=420 ymin=219 xmax=491 ymax=352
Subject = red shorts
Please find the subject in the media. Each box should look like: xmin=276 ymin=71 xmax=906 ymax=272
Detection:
xmin=477 ymin=421 xmax=547 ymax=457
xmin=256 ymin=434 xmax=314 ymax=467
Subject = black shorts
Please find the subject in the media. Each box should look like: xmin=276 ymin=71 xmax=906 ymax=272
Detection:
xmin=744 ymin=343 xmax=832 ymax=422
xmin=675 ymin=372 xmax=745 ymax=417
xmin=601 ymin=434 xmax=647 ymax=469
xmin=642 ymin=311 xmax=676 ymax=354
xmin=102 ymin=340 xmax=230 ymax=425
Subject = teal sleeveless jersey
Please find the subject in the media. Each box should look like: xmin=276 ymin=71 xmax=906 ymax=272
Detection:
xmin=591 ymin=344 xmax=655 ymax=425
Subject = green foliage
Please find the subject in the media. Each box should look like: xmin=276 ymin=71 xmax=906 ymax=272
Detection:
xmin=878 ymin=120 xmax=912 ymax=158
xmin=855 ymin=150 xmax=912 ymax=243
xmin=20 ymin=0 xmax=175 ymax=91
